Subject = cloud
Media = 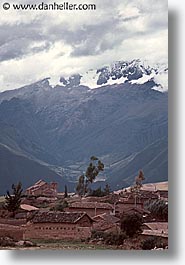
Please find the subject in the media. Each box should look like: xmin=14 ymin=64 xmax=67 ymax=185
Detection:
xmin=0 ymin=20 xmax=50 ymax=61
xmin=0 ymin=0 xmax=168 ymax=91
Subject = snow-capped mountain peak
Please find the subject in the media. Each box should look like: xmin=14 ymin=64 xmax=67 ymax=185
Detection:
xmin=51 ymin=59 xmax=168 ymax=92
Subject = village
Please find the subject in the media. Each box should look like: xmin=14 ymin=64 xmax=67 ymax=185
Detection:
xmin=0 ymin=178 xmax=168 ymax=250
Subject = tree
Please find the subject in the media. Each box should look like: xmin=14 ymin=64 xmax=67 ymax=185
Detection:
xmin=76 ymin=156 xmax=104 ymax=196
xmin=76 ymin=175 xmax=85 ymax=196
xmin=104 ymin=184 xmax=111 ymax=196
xmin=135 ymin=170 xmax=145 ymax=188
xmin=120 ymin=213 xmax=143 ymax=237
xmin=131 ymin=170 xmax=145 ymax=193
xmin=4 ymin=182 xmax=23 ymax=217
xmin=90 ymin=183 xmax=111 ymax=197
xmin=141 ymin=237 xmax=159 ymax=250
xmin=130 ymin=170 xmax=145 ymax=206
xmin=90 ymin=187 xmax=104 ymax=197
xmin=52 ymin=200 xmax=68 ymax=212
xmin=146 ymin=200 xmax=168 ymax=221
xmin=64 ymin=185 xmax=68 ymax=198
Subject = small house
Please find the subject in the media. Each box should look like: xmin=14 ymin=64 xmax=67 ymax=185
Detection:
xmin=66 ymin=202 xmax=114 ymax=217
xmin=24 ymin=211 xmax=94 ymax=240
xmin=25 ymin=180 xmax=58 ymax=197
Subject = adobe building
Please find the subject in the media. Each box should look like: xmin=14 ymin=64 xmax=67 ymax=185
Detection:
xmin=24 ymin=211 xmax=94 ymax=240
xmin=0 ymin=223 xmax=24 ymax=241
xmin=25 ymin=180 xmax=58 ymax=197
xmin=115 ymin=197 xmax=144 ymax=217
xmin=92 ymin=213 xmax=120 ymax=233
xmin=66 ymin=202 xmax=114 ymax=217
xmin=140 ymin=222 xmax=168 ymax=246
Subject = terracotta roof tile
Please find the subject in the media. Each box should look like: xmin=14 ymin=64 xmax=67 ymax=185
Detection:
xmin=70 ymin=202 xmax=113 ymax=210
xmin=31 ymin=211 xmax=92 ymax=224
xmin=93 ymin=213 xmax=119 ymax=223
xmin=34 ymin=180 xmax=47 ymax=186
xmin=143 ymin=222 xmax=168 ymax=231
xmin=122 ymin=207 xmax=150 ymax=215
xmin=93 ymin=220 xmax=117 ymax=231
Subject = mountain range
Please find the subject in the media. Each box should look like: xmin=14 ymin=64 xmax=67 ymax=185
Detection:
xmin=0 ymin=60 xmax=168 ymax=194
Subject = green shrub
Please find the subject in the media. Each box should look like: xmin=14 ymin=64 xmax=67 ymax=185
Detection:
xmin=103 ymin=232 xmax=127 ymax=246
xmin=0 ymin=237 xmax=16 ymax=247
xmin=141 ymin=237 xmax=162 ymax=250
xmin=91 ymin=230 xmax=105 ymax=239
xmin=91 ymin=230 xmax=126 ymax=246
xmin=146 ymin=200 xmax=168 ymax=221
xmin=51 ymin=200 xmax=69 ymax=212
xmin=121 ymin=213 xmax=143 ymax=237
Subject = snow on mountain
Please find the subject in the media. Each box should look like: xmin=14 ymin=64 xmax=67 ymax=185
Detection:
xmin=80 ymin=69 xmax=128 ymax=89
xmin=50 ymin=59 xmax=168 ymax=92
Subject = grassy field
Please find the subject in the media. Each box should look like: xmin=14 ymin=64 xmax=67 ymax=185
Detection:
xmin=28 ymin=239 xmax=122 ymax=250
xmin=1 ymin=238 xmax=145 ymax=250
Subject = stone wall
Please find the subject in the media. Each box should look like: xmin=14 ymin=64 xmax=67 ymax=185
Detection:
xmin=23 ymin=222 xmax=91 ymax=240
xmin=0 ymin=217 xmax=27 ymax=225
xmin=67 ymin=207 xmax=111 ymax=217
xmin=0 ymin=224 xmax=23 ymax=240
xmin=116 ymin=203 xmax=143 ymax=213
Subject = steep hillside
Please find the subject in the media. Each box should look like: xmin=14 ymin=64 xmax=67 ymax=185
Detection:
xmin=106 ymin=138 xmax=168 ymax=189
xmin=0 ymin=61 xmax=168 ymax=191
xmin=0 ymin=144 xmax=71 ymax=195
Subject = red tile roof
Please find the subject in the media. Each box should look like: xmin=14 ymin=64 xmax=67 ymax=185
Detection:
xmin=143 ymin=222 xmax=168 ymax=231
xmin=34 ymin=180 xmax=46 ymax=186
xmin=93 ymin=213 xmax=119 ymax=223
xmin=122 ymin=207 xmax=150 ymax=215
xmin=26 ymin=180 xmax=46 ymax=191
xmin=30 ymin=211 xmax=94 ymax=224
xmin=93 ymin=220 xmax=118 ymax=232
xmin=70 ymin=202 xmax=113 ymax=210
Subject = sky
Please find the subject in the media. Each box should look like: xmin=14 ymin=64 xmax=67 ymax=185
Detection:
xmin=0 ymin=0 xmax=168 ymax=91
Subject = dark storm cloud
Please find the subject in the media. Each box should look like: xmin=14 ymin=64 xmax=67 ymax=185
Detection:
xmin=0 ymin=21 xmax=51 ymax=62
xmin=71 ymin=19 xmax=134 ymax=57
xmin=0 ymin=0 xmax=167 ymax=62
xmin=0 ymin=0 xmax=142 ymax=62
xmin=47 ymin=17 xmax=127 ymax=57
xmin=0 ymin=22 xmax=41 ymax=46
xmin=47 ymin=17 xmax=134 ymax=57
xmin=0 ymin=38 xmax=29 ymax=61
xmin=0 ymin=0 xmax=168 ymax=91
